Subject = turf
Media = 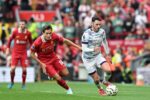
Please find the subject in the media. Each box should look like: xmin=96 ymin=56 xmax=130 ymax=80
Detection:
xmin=0 ymin=81 xmax=149 ymax=100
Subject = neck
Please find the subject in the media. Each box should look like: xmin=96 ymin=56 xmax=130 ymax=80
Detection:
xmin=21 ymin=29 xmax=25 ymax=32
xmin=19 ymin=28 xmax=25 ymax=33
xmin=44 ymin=36 xmax=48 ymax=41
xmin=43 ymin=35 xmax=47 ymax=41
xmin=44 ymin=35 xmax=51 ymax=42
xmin=91 ymin=27 xmax=98 ymax=32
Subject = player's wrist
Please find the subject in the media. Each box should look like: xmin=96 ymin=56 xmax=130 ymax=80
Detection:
xmin=105 ymin=53 xmax=111 ymax=57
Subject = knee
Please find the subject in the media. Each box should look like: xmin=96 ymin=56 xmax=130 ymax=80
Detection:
xmin=93 ymin=75 xmax=100 ymax=82
xmin=54 ymin=75 xmax=62 ymax=81
xmin=101 ymin=63 xmax=111 ymax=72
xmin=60 ymin=69 xmax=69 ymax=77
xmin=11 ymin=67 xmax=16 ymax=72
xmin=95 ymin=77 xmax=100 ymax=82
xmin=63 ymin=71 xmax=69 ymax=76
xmin=22 ymin=67 xmax=27 ymax=72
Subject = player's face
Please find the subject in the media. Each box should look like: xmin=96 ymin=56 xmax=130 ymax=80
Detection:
xmin=19 ymin=21 xmax=26 ymax=30
xmin=92 ymin=20 xmax=101 ymax=32
xmin=43 ymin=29 xmax=52 ymax=41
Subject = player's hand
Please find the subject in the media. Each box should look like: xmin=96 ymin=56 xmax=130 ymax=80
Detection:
xmin=5 ymin=48 xmax=10 ymax=57
xmin=40 ymin=63 xmax=47 ymax=75
xmin=106 ymin=55 xmax=112 ymax=64
xmin=79 ymin=46 xmax=82 ymax=51
xmin=94 ymin=47 xmax=100 ymax=53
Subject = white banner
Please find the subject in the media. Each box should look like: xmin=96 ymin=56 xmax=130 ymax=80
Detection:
xmin=0 ymin=67 xmax=35 ymax=83
xmin=137 ymin=67 xmax=150 ymax=85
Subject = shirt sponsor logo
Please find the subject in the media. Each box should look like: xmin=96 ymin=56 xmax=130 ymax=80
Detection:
xmin=16 ymin=40 xmax=27 ymax=44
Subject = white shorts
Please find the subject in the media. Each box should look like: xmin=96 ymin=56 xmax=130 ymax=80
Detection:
xmin=82 ymin=54 xmax=106 ymax=74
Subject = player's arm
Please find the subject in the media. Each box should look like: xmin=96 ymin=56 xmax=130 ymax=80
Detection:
xmin=6 ymin=31 xmax=15 ymax=56
xmin=82 ymin=43 xmax=100 ymax=52
xmin=54 ymin=33 xmax=81 ymax=50
xmin=63 ymin=38 xmax=82 ymax=50
xmin=30 ymin=51 xmax=44 ymax=66
xmin=81 ymin=33 xmax=96 ymax=52
xmin=28 ymin=32 xmax=33 ymax=46
xmin=102 ymin=31 xmax=111 ymax=62
xmin=30 ymin=51 xmax=47 ymax=74
xmin=30 ymin=45 xmax=47 ymax=74
xmin=30 ymin=51 xmax=41 ymax=65
xmin=102 ymin=32 xmax=110 ymax=56
xmin=82 ymin=43 xmax=94 ymax=52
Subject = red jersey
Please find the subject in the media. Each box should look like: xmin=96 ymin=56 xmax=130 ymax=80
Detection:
xmin=7 ymin=29 xmax=32 ymax=54
xmin=30 ymin=33 xmax=64 ymax=63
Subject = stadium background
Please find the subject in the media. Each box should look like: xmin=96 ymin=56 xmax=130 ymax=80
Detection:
xmin=0 ymin=0 xmax=150 ymax=85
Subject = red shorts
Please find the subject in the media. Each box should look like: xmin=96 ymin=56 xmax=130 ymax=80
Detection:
xmin=45 ymin=59 xmax=66 ymax=77
xmin=11 ymin=53 xmax=28 ymax=67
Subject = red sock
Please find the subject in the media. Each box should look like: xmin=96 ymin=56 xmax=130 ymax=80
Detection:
xmin=22 ymin=70 xmax=27 ymax=85
xmin=57 ymin=79 xmax=69 ymax=90
xmin=10 ymin=71 xmax=15 ymax=84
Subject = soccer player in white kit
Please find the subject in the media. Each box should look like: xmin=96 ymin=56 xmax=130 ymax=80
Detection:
xmin=81 ymin=16 xmax=112 ymax=96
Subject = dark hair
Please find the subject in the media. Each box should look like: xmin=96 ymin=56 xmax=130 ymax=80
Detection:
xmin=92 ymin=16 xmax=102 ymax=22
xmin=42 ymin=25 xmax=52 ymax=33
xmin=20 ymin=20 xmax=27 ymax=24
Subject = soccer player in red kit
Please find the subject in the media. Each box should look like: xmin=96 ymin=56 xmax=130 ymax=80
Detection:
xmin=30 ymin=25 xmax=81 ymax=94
xmin=6 ymin=20 xmax=32 ymax=89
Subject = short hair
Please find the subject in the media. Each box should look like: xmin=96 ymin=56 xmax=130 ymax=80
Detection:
xmin=92 ymin=16 xmax=102 ymax=22
xmin=42 ymin=25 xmax=52 ymax=33
xmin=20 ymin=20 xmax=27 ymax=24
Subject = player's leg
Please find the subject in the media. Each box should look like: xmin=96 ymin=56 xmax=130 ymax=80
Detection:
xmin=54 ymin=74 xmax=69 ymax=90
xmin=101 ymin=62 xmax=111 ymax=72
xmin=90 ymin=71 xmax=106 ymax=96
xmin=8 ymin=57 xmax=18 ymax=89
xmin=101 ymin=64 xmax=112 ymax=87
xmin=21 ymin=67 xmax=27 ymax=89
xmin=82 ymin=56 xmax=106 ymax=96
xmin=97 ymin=69 xmax=110 ymax=86
xmin=10 ymin=66 xmax=16 ymax=84
xmin=53 ymin=59 xmax=73 ymax=94
xmin=21 ymin=56 xmax=28 ymax=89
xmin=8 ymin=66 xmax=16 ymax=89
xmin=59 ymin=68 xmax=73 ymax=94
xmin=100 ymin=72 xmax=112 ymax=87
xmin=46 ymin=65 xmax=72 ymax=94
xmin=90 ymin=71 xmax=101 ymax=89
xmin=96 ymin=55 xmax=112 ymax=86
xmin=101 ymin=62 xmax=112 ymax=82
xmin=59 ymin=67 xmax=69 ymax=77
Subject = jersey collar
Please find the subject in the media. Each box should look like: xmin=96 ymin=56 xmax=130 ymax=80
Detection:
xmin=18 ymin=28 xmax=27 ymax=33
xmin=41 ymin=35 xmax=46 ymax=42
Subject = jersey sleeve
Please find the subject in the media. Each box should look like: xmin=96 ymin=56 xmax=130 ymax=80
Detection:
xmin=53 ymin=33 xmax=64 ymax=44
xmin=30 ymin=39 xmax=39 ymax=53
xmin=7 ymin=30 xmax=16 ymax=48
xmin=81 ymin=32 xmax=94 ymax=52
xmin=102 ymin=30 xmax=110 ymax=55
xmin=28 ymin=32 xmax=33 ymax=45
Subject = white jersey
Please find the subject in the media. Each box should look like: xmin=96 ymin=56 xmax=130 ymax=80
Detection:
xmin=81 ymin=28 xmax=110 ymax=59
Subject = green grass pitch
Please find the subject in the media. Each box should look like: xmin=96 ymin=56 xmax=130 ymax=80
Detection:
xmin=0 ymin=81 xmax=150 ymax=100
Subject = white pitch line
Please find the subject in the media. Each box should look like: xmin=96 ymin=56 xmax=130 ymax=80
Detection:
xmin=40 ymin=91 xmax=104 ymax=99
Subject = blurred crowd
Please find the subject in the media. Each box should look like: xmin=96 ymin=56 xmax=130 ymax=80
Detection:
xmin=0 ymin=0 xmax=150 ymax=82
